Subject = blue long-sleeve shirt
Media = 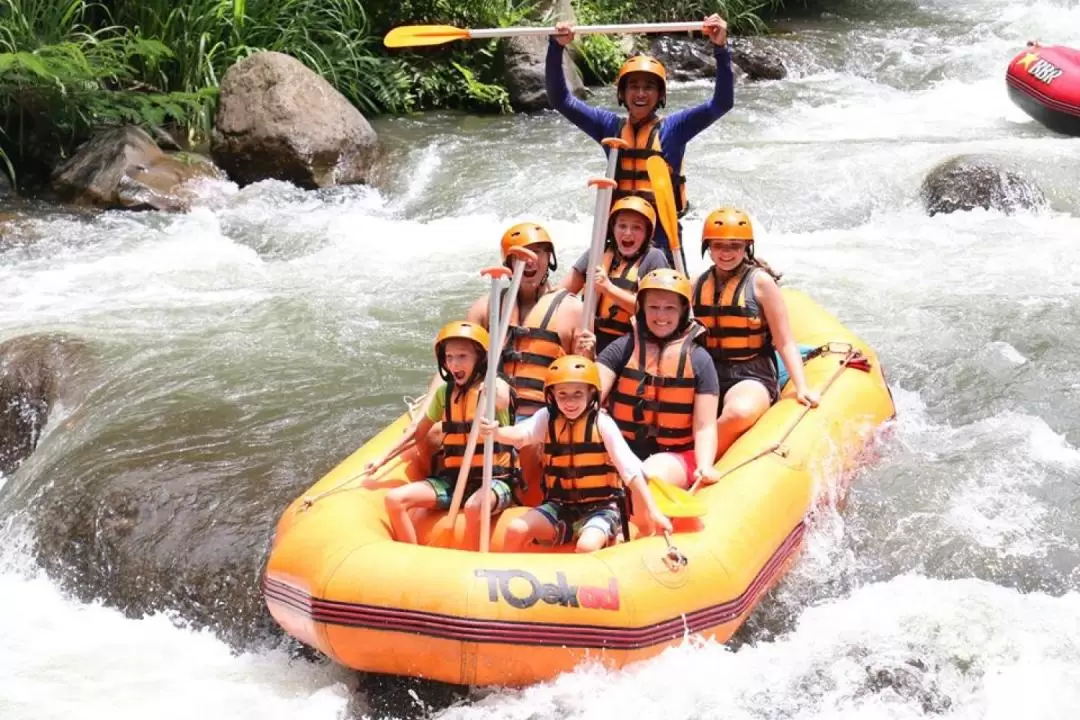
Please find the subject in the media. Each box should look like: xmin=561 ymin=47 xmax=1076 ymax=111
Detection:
xmin=545 ymin=39 xmax=735 ymax=256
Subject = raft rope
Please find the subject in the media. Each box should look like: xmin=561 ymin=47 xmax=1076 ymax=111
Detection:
xmin=694 ymin=343 xmax=873 ymax=489
xmin=298 ymin=394 xmax=426 ymax=512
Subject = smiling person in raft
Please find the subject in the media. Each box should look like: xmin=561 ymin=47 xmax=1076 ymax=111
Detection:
xmin=480 ymin=355 xmax=671 ymax=552
xmin=365 ymin=321 xmax=519 ymax=547
xmin=547 ymin=14 xmax=733 ymax=270
xmin=692 ymin=208 xmax=819 ymax=461
xmin=590 ymin=269 xmax=723 ymax=502
xmin=560 ymin=196 xmax=670 ymax=354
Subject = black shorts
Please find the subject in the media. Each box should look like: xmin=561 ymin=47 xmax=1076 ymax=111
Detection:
xmin=716 ymin=355 xmax=780 ymax=412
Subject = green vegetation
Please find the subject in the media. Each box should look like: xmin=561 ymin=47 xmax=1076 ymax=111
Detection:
xmin=0 ymin=0 xmax=793 ymax=190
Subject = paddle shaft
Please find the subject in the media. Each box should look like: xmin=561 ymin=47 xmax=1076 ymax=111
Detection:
xmin=469 ymin=21 xmax=704 ymax=41
xmin=444 ymin=260 xmax=526 ymax=530
xmin=581 ymin=144 xmax=622 ymax=332
xmin=478 ymin=273 xmax=502 ymax=552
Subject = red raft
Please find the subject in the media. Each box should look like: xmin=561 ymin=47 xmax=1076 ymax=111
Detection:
xmin=1006 ymin=43 xmax=1080 ymax=136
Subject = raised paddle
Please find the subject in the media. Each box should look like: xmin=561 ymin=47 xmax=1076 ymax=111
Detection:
xmin=581 ymin=137 xmax=627 ymax=333
xmin=385 ymin=21 xmax=706 ymax=49
xmin=647 ymin=476 xmax=706 ymax=518
xmin=443 ymin=247 xmax=537 ymax=541
xmin=645 ymin=155 xmax=686 ymax=275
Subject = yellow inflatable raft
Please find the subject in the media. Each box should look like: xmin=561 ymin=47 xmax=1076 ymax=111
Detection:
xmin=263 ymin=288 xmax=895 ymax=687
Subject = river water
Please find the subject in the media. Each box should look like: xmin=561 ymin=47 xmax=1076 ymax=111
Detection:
xmin=3 ymin=0 xmax=1080 ymax=717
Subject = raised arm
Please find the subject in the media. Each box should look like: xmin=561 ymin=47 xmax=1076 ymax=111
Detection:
xmin=545 ymin=38 xmax=622 ymax=142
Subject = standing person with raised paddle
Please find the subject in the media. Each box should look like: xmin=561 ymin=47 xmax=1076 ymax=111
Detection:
xmin=373 ymin=321 xmax=518 ymax=547
xmin=547 ymin=14 xmax=734 ymax=270
xmin=560 ymin=196 xmax=669 ymax=354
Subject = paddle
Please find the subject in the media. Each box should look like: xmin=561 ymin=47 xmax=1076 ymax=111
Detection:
xmin=385 ymin=21 xmax=706 ymax=49
xmin=647 ymin=476 xmax=706 ymax=518
xmin=581 ymin=137 xmax=627 ymax=333
xmin=477 ymin=265 xmax=511 ymax=552
xmin=645 ymin=155 xmax=686 ymax=275
xmin=443 ymin=247 xmax=537 ymax=540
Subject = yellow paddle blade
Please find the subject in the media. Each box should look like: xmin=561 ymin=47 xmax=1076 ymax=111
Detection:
xmin=645 ymin=155 xmax=683 ymax=271
xmin=648 ymin=478 xmax=706 ymax=518
xmin=384 ymin=24 xmax=471 ymax=48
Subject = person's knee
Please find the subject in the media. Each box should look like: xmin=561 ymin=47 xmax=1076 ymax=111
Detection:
xmin=385 ymin=490 xmax=407 ymax=513
xmin=505 ymin=517 xmax=530 ymax=541
xmin=575 ymin=527 xmax=608 ymax=553
xmin=721 ymin=399 xmax=764 ymax=428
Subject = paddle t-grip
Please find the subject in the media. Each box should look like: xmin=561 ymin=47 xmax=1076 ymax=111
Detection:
xmin=601 ymin=137 xmax=630 ymax=150
xmin=587 ymin=178 xmax=618 ymax=189
xmin=505 ymin=246 xmax=538 ymax=263
xmin=480 ymin=266 xmax=513 ymax=279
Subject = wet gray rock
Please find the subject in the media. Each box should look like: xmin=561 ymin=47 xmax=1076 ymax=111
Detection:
xmin=51 ymin=127 xmax=222 ymax=212
xmin=646 ymin=35 xmax=788 ymax=82
xmin=648 ymin=35 xmax=720 ymax=81
xmin=504 ymin=0 xmax=586 ymax=111
xmin=730 ymin=37 xmax=788 ymax=81
xmin=212 ymin=51 xmax=378 ymax=188
xmin=0 ymin=334 xmax=92 ymax=475
xmin=921 ymin=155 xmax=1047 ymax=216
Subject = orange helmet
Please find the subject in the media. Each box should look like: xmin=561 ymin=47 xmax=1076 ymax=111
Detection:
xmin=616 ymin=55 xmax=667 ymax=108
xmin=608 ymin=196 xmax=657 ymax=243
xmin=544 ymin=355 xmax=601 ymax=393
xmin=635 ymin=269 xmax=693 ymax=339
xmin=701 ymin=207 xmax=753 ymax=254
xmin=500 ymin=222 xmax=557 ymax=271
xmin=636 ymin=269 xmax=692 ymax=307
xmin=435 ymin=321 xmax=489 ymax=385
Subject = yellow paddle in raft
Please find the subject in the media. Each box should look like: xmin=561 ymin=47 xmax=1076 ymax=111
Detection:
xmin=384 ymin=21 xmax=706 ymax=49
xmin=647 ymin=476 xmax=706 ymax=518
xmin=646 ymin=155 xmax=686 ymax=275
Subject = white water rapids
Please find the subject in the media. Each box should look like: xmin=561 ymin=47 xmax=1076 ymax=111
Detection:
xmin=2 ymin=0 xmax=1080 ymax=717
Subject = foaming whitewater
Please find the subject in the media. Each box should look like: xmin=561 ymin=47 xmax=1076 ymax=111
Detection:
xmin=3 ymin=0 xmax=1080 ymax=716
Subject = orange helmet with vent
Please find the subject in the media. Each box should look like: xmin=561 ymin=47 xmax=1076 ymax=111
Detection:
xmin=701 ymin=208 xmax=754 ymax=254
xmin=616 ymin=55 xmax=667 ymax=108
xmin=608 ymin=196 xmax=657 ymax=243
xmin=500 ymin=222 xmax=557 ymax=272
xmin=544 ymin=355 xmax=602 ymax=394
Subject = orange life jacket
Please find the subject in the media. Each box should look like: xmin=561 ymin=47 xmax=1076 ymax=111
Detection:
xmin=593 ymin=248 xmax=644 ymax=351
xmin=542 ymin=409 xmax=621 ymax=505
xmin=441 ymin=381 xmax=515 ymax=485
xmin=502 ymin=290 xmax=569 ymax=418
xmin=608 ymin=325 xmax=701 ymax=455
xmin=692 ymin=264 xmax=773 ymax=362
xmin=613 ymin=117 xmax=688 ymax=215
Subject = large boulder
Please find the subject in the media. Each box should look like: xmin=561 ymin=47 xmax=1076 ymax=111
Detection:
xmin=50 ymin=127 xmax=222 ymax=212
xmin=504 ymin=0 xmax=586 ymax=112
xmin=211 ymin=51 xmax=378 ymax=188
xmin=0 ymin=334 xmax=92 ymax=475
xmin=730 ymin=37 xmax=788 ymax=81
xmin=648 ymin=35 xmax=720 ymax=81
xmin=647 ymin=34 xmax=787 ymax=82
xmin=921 ymin=155 xmax=1047 ymax=216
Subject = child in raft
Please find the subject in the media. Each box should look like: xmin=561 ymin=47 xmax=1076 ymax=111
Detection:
xmin=480 ymin=355 xmax=671 ymax=553
xmin=365 ymin=321 xmax=518 ymax=547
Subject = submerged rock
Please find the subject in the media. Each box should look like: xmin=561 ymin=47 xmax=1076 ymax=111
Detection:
xmin=0 ymin=334 xmax=92 ymax=475
xmin=51 ymin=127 xmax=222 ymax=212
xmin=921 ymin=155 xmax=1047 ymax=216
